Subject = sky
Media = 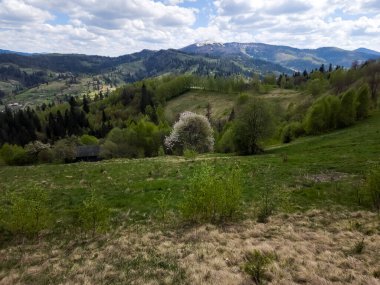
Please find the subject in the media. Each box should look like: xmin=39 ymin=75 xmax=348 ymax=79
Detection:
xmin=0 ymin=0 xmax=379 ymax=56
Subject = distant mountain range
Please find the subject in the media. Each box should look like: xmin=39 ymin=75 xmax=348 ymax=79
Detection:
xmin=0 ymin=43 xmax=379 ymax=101
xmin=181 ymin=42 xmax=380 ymax=71
xmin=1 ymin=42 xmax=378 ymax=77
xmin=0 ymin=49 xmax=33 ymax=56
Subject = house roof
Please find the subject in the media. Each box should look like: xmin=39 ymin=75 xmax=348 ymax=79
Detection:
xmin=76 ymin=145 xmax=100 ymax=158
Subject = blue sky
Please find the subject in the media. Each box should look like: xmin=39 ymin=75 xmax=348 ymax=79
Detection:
xmin=0 ymin=0 xmax=379 ymax=56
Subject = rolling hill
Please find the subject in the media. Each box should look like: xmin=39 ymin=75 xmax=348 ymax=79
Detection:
xmin=0 ymin=42 xmax=379 ymax=106
xmin=181 ymin=42 xmax=380 ymax=71
xmin=0 ymin=48 xmax=291 ymax=105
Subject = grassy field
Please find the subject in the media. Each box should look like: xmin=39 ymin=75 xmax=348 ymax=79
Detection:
xmin=0 ymin=111 xmax=379 ymax=284
xmin=1 ymin=111 xmax=379 ymax=217
xmin=164 ymin=90 xmax=237 ymax=122
xmin=164 ymin=89 xmax=304 ymax=122
xmin=2 ymin=76 xmax=116 ymax=106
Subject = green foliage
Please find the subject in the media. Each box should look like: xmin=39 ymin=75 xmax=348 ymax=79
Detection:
xmin=356 ymin=85 xmax=370 ymax=119
xmin=156 ymin=75 xmax=193 ymax=103
xmin=216 ymin=125 xmax=235 ymax=153
xmin=365 ymin=169 xmax=380 ymax=212
xmin=192 ymin=75 xmax=247 ymax=93
xmin=257 ymin=190 xmax=276 ymax=224
xmin=155 ymin=192 xmax=172 ymax=221
xmin=24 ymin=141 xmax=51 ymax=163
xmin=79 ymin=192 xmax=110 ymax=235
xmin=263 ymin=73 xmax=276 ymax=85
xmin=80 ymin=134 xmax=99 ymax=145
xmin=304 ymin=95 xmax=341 ymax=134
xmin=183 ymin=148 xmax=197 ymax=160
xmin=243 ymin=250 xmax=274 ymax=284
xmin=307 ymin=78 xmax=328 ymax=97
xmin=338 ymin=90 xmax=358 ymax=127
xmin=158 ymin=146 xmax=165 ymax=156
xmin=101 ymin=118 xmax=165 ymax=158
xmin=233 ymin=99 xmax=274 ymax=154
xmin=0 ymin=143 xmax=31 ymax=165
xmin=280 ymin=121 xmax=304 ymax=143
xmin=237 ymin=93 xmax=249 ymax=105
xmin=330 ymin=68 xmax=347 ymax=94
xmin=1 ymin=187 xmax=50 ymax=235
xmin=52 ymin=138 xmax=77 ymax=163
xmin=181 ymin=164 xmax=242 ymax=223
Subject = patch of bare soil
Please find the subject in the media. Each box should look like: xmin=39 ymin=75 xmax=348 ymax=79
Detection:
xmin=302 ymin=171 xmax=355 ymax=183
xmin=0 ymin=210 xmax=379 ymax=285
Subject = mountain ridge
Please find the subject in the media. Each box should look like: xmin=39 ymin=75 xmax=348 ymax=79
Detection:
xmin=1 ymin=42 xmax=379 ymax=104
xmin=180 ymin=42 xmax=380 ymax=71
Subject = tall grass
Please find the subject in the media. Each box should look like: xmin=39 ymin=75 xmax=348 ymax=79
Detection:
xmin=181 ymin=163 xmax=242 ymax=223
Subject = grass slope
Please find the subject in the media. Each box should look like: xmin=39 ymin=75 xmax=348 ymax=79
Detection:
xmin=0 ymin=112 xmax=380 ymax=284
xmin=1 ymin=111 xmax=379 ymax=219
xmin=164 ymin=90 xmax=237 ymax=122
xmin=164 ymin=88 xmax=303 ymax=122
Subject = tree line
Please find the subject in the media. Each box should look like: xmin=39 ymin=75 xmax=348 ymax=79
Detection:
xmin=0 ymin=60 xmax=379 ymax=165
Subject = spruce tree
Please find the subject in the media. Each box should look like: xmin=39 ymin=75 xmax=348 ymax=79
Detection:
xmin=82 ymin=95 xmax=90 ymax=113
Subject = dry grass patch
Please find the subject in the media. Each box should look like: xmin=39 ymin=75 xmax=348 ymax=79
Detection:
xmin=1 ymin=210 xmax=379 ymax=285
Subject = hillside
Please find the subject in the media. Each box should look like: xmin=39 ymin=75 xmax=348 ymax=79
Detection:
xmin=0 ymin=48 xmax=291 ymax=105
xmin=1 ymin=41 xmax=379 ymax=106
xmin=164 ymin=89 xmax=304 ymax=123
xmin=0 ymin=111 xmax=379 ymax=284
xmin=181 ymin=42 xmax=380 ymax=71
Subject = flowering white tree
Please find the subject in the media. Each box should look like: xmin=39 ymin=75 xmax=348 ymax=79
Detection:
xmin=165 ymin=111 xmax=214 ymax=154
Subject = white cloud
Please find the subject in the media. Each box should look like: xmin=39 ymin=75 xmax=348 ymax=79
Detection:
xmin=207 ymin=0 xmax=380 ymax=51
xmin=0 ymin=0 xmax=52 ymax=24
xmin=0 ymin=0 xmax=379 ymax=55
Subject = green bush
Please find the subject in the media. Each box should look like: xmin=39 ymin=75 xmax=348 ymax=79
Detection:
xmin=80 ymin=134 xmax=99 ymax=145
xmin=280 ymin=122 xmax=304 ymax=143
xmin=216 ymin=124 xmax=235 ymax=153
xmin=237 ymin=93 xmax=249 ymax=105
xmin=181 ymin=164 xmax=242 ymax=223
xmin=79 ymin=192 xmax=110 ymax=235
xmin=304 ymin=95 xmax=341 ymax=134
xmin=52 ymin=138 xmax=77 ymax=163
xmin=243 ymin=250 xmax=274 ymax=284
xmin=338 ymin=90 xmax=358 ymax=127
xmin=0 ymin=187 xmax=51 ymax=235
xmin=101 ymin=118 xmax=164 ymax=159
xmin=233 ymin=99 xmax=274 ymax=154
xmin=366 ymin=169 xmax=380 ymax=212
xmin=183 ymin=148 xmax=197 ymax=160
xmin=0 ymin=143 xmax=32 ymax=165
xmin=356 ymin=85 xmax=370 ymax=119
xmin=307 ymin=78 xmax=329 ymax=97
xmin=155 ymin=192 xmax=172 ymax=221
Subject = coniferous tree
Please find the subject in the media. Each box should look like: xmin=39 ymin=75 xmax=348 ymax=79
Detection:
xmin=140 ymin=83 xmax=153 ymax=113
xmin=319 ymin=64 xmax=325 ymax=73
xmin=82 ymin=95 xmax=90 ymax=113
xmin=69 ymin=96 xmax=77 ymax=109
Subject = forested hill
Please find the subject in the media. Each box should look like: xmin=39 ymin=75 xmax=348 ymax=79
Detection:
xmin=181 ymin=42 xmax=380 ymax=71
xmin=0 ymin=48 xmax=291 ymax=101
xmin=0 ymin=42 xmax=379 ymax=105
